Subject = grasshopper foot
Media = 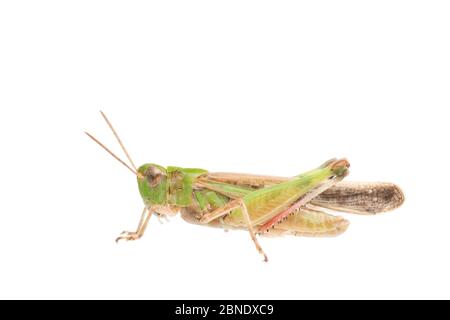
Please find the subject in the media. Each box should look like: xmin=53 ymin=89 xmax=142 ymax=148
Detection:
xmin=115 ymin=231 xmax=141 ymax=243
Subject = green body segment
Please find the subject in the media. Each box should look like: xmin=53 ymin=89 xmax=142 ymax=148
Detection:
xmin=195 ymin=190 xmax=228 ymax=211
xmin=166 ymin=166 xmax=208 ymax=206
xmin=194 ymin=191 xmax=209 ymax=211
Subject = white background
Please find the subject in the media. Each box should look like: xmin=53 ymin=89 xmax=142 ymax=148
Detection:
xmin=0 ymin=1 xmax=449 ymax=299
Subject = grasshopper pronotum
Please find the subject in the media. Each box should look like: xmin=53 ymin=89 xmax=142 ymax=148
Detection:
xmin=86 ymin=112 xmax=404 ymax=262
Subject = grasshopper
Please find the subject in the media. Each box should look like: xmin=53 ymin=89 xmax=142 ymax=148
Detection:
xmin=86 ymin=112 xmax=404 ymax=262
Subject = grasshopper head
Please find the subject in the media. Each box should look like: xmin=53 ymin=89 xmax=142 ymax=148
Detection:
xmin=137 ymin=163 xmax=168 ymax=206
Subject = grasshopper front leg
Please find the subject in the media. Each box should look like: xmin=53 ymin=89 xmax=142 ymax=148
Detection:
xmin=116 ymin=207 xmax=152 ymax=242
xmin=200 ymin=199 xmax=269 ymax=262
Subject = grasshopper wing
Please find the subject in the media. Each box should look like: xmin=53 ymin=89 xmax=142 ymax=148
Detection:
xmin=309 ymin=181 xmax=404 ymax=215
xmin=206 ymin=173 xmax=404 ymax=215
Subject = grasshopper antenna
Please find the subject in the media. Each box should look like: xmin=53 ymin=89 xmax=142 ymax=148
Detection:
xmin=99 ymin=110 xmax=138 ymax=172
xmin=85 ymin=131 xmax=142 ymax=178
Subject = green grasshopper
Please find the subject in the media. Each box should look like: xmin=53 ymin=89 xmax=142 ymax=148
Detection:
xmin=86 ymin=112 xmax=404 ymax=262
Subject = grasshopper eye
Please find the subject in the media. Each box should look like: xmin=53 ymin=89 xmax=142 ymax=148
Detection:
xmin=144 ymin=166 xmax=164 ymax=187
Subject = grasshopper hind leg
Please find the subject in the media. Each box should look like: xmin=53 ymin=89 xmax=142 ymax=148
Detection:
xmin=262 ymin=206 xmax=350 ymax=237
xmin=239 ymin=199 xmax=269 ymax=262
xmin=200 ymin=199 xmax=268 ymax=262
